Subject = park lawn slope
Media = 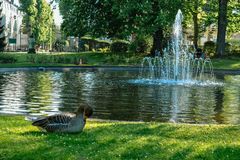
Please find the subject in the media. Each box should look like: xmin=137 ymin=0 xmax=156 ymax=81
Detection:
xmin=0 ymin=116 xmax=240 ymax=160
xmin=0 ymin=52 xmax=240 ymax=70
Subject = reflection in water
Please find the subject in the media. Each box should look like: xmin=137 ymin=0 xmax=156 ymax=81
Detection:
xmin=0 ymin=69 xmax=239 ymax=124
xmin=222 ymin=75 xmax=240 ymax=124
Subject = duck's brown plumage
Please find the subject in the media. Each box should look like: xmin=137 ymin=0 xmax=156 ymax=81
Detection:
xmin=32 ymin=104 xmax=93 ymax=133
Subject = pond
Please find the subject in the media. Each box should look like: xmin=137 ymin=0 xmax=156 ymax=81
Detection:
xmin=0 ymin=68 xmax=239 ymax=124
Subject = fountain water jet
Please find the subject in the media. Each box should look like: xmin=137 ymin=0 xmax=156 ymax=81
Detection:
xmin=137 ymin=10 xmax=216 ymax=86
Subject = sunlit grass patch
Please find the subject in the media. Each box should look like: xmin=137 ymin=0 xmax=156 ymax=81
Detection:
xmin=211 ymin=57 xmax=240 ymax=70
xmin=0 ymin=116 xmax=240 ymax=159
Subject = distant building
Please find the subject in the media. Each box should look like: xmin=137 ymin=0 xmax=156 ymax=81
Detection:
xmin=0 ymin=0 xmax=26 ymax=51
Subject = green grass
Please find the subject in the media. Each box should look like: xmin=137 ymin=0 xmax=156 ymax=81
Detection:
xmin=0 ymin=52 xmax=239 ymax=70
xmin=1 ymin=116 xmax=240 ymax=160
xmin=211 ymin=57 xmax=240 ymax=70
xmin=0 ymin=52 xmax=143 ymax=68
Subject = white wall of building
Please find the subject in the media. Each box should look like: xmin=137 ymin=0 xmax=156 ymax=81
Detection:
xmin=0 ymin=0 xmax=24 ymax=50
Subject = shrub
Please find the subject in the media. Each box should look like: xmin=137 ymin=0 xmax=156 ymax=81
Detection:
xmin=81 ymin=36 xmax=111 ymax=51
xmin=99 ymin=47 xmax=110 ymax=53
xmin=125 ymin=56 xmax=143 ymax=65
xmin=36 ymin=55 xmax=49 ymax=63
xmin=26 ymin=54 xmax=36 ymax=63
xmin=96 ymin=40 xmax=111 ymax=48
xmin=227 ymin=39 xmax=240 ymax=46
xmin=0 ymin=54 xmax=17 ymax=63
xmin=26 ymin=54 xmax=51 ymax=64
xmin=105 ymin=54 xmax=126 ymax=64
xmin=204 ymin=41 xmax=216 ymax=57
xmin=54 ymin=39 xmax=65 ymax=52
xmin=225 ymin=42 xmax=231 ymax=55
xmin=226 ymin=40 xmax=240 ymax=56
xmin=84 ymin=44 xmax=89 ymax=51
xmin=110 ymin=40 xmax=129 ymax=53
xmin=81 ymin=36 xmax=97 ymax=51
xmin=129 ymin=36 xmax=152 ymax=54
xmin=53 ymin=56 xmax=62 ymax=63
xmin=230 ymin=45 xmax=240 ymax=56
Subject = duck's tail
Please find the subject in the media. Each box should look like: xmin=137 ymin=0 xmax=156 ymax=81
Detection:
xmin=31 ymin=118 xmax=48 ymax=127
xmin=25 ymin=116 xmax=39 ymax=122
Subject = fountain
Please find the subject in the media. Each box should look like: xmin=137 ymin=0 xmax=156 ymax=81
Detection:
xmin=136 ymin=10 xmax=215 ymax=86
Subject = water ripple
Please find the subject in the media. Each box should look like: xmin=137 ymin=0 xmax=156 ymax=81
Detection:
xmin=0 ymin=70 xmax=238 ymax=124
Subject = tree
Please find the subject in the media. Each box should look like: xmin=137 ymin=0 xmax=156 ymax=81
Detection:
xmin=112 ymin=0 xmax=183 ymax=55
xmin=59 ymin=0 xmax=92 ymax=37
xmin=35 ymin=0 xmax=54 ymax=48
xmin=183 ymin=0 xmax=219 ymax=49
xmin=19 ymin=0 xmax=38 ymax=53
xmin=191 ymin=0 xmax=204 ymax=48
xmin=19 ymin=0 xmax=54 ymax=51
xmin=0 ymin=1 xmax=6 ymax=51
xmin=59 ymin=0 xmax=183 ymax=55
xmin=227 ymin=0 xmax=240 ymax=37
xmin=19 ymin=0 xmax=38 ymax=35
xmin=184 ymin=0 xmax=238 ymax=52
xmin=216 ymin=0 xmax=229 ymax=57
xmin=59 ymin=0 xmax=126 ymax=38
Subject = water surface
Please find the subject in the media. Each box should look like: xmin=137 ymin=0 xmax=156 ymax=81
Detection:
xmin=0 ymin=68 xmax=239 ymax=124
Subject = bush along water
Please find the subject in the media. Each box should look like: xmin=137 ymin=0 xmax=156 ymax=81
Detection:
xmin=129 ymin=36 xmax=153 ymax=54
xmin=204 ymin=41 xmax=216 ymax=57
xmin=203 ymin=41 xmax=240 ymax=57
xmin=0 ymin=54 xmax=17 ymax=63
xmin=80 ymin=36 xmax=111 ymax=52
xmin=110 ymin=40 xmax=130 ymax=53
xmin=26 ymin=54 xmax=84 ymax=65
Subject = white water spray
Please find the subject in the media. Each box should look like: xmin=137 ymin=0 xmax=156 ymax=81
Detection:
xmin=140 ymin=10 xmax=215 ymax=85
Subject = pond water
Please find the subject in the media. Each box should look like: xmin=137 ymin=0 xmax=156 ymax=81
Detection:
xmin=0 ymin=68 xmax=239 ymax=124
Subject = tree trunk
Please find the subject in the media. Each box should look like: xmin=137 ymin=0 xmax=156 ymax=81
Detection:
xmin=193 ymin=12 xmax=199 ymax=49
xmin=151 ymin=28 xmax=164 ymax=56
xmin=216 ymin=0 xmax=228 ymax=57
xmin=192 ymin=0 xmax=199 ymax=49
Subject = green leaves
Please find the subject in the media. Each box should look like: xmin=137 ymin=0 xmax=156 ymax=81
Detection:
xmin=19 ymin=0 xmax=54 ymax=45
xmin=227 ymin=0 xmax=240 ymax=36
xmin=59 ymin=0 xmax=182 ymax=39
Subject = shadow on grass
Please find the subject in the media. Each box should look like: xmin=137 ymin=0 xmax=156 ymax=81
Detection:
xmin=192 ymin=145 xmax=240 ymax=160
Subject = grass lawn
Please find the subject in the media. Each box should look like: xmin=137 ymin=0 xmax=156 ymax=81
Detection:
xmin=211 ymin=57 xmax=240 ymax=70
xmin=1 ymin=116 xmax=240 ymax=160
xmin=0 ymin=52 xmax=143 ymax=68
xmin=0 ymin=52 xmax=239 ymax=70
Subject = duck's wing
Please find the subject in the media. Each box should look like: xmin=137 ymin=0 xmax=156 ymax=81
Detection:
xmin=32 ymin=113 xmax=75 ymax=132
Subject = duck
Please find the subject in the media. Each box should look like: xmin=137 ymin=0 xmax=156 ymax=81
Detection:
xmin=31 ymin=104 xmax=93 ymax=133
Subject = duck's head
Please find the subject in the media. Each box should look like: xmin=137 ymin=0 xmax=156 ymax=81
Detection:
xmin=76 ymin=104 xmax=93 ymax=118
xmin=84 ymin=104 xmax=93 ymax=118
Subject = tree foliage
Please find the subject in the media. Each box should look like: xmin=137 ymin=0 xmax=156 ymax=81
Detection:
xmin=58 ymin=0 xmax=239 ymax=56
xmin=35 ymin=0 xmax=54 ymax=46
xmin=227 ymin=0 xmax=240 ymax=36
xmin=59 ymin=0 xmax=183 ymax=54
xmin=59 ymin=0 xmax=126 ymax=38
xmin=19 ymin=0 xmax=38 ymax=33
xmin=183 ymin=0 xmax=205 ymax=47
xmin=19 ymin=0 xmax=54 ymax=46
